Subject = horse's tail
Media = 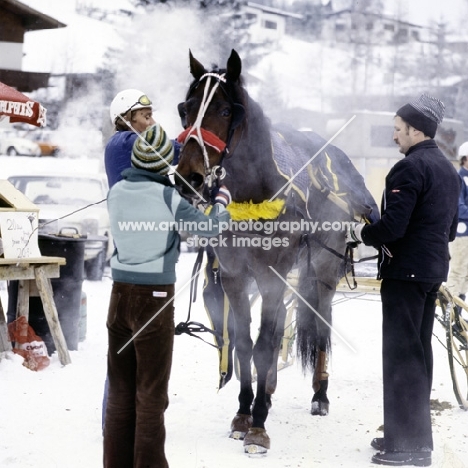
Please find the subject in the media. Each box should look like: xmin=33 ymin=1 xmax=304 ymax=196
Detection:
xmin=295 ymin=266 xmax=332 ymax=373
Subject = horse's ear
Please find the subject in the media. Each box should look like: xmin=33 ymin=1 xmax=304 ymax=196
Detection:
xmin=226 ymin=49 xmax=242 ymax=82
xmin=189 ymin=49 xmax=207 ymax=80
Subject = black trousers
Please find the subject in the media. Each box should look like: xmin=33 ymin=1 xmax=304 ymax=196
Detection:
xmin=103 ymin=282 xmax=175 ymax=468
xmin=380 ymin=278 xmax=440 ymax=453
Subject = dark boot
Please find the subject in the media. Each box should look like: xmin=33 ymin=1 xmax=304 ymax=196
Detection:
xmin=371 ymin=450 xmax=431 ymax=466
xmin=371 ymin=437 xmax=385 ymax=451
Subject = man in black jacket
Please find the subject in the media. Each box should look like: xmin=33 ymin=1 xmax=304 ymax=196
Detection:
xmin=347 ymin=94 xmax=460 ymax=466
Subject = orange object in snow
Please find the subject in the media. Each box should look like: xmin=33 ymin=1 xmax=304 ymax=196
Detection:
xmin=8 ymin=316 xmax=50 ymax=371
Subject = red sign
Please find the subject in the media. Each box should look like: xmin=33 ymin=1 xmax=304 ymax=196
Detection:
xmin=0 ymin=81 xmax=46 ymax=127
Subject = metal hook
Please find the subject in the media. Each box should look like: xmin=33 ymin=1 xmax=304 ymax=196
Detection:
xmin=212 ymin=165 xmax=226 ymax=180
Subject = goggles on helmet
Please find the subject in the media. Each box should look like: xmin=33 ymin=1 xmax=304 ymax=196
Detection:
xmin=127 ymin=95 xmax=152 ymax=113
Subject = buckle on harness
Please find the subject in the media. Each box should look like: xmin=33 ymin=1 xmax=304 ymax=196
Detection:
xmin=212 ymin=165 xmax=226 ymax=180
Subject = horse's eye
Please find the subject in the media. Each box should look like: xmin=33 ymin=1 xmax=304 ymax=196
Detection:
xmin=221 ymin=107 xmax=231 ymax=118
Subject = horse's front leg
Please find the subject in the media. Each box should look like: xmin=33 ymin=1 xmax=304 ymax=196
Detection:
xmin=220 ymin=275 xmax=255 ymax=441
xmin=243 ymin=276 xmax=288 ymax=455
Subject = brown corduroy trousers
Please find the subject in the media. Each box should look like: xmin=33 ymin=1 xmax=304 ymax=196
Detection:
xmin=103 ymin=282 xmax=175 ymax=468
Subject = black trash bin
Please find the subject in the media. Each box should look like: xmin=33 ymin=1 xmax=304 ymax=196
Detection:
xmin=7 ymin=232 xmax=87 ymax=353
xmin=84 ymin=234 xmax=109 ymax=281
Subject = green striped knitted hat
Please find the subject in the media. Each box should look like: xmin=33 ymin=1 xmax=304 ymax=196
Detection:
xmin=131 ymin=123 xmax=174 ymax=175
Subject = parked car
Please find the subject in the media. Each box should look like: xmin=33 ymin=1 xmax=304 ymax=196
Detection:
xmin=26 ymin=130 xmax=60 ymax=156
xmin=7 ymin=174 xmax=112 ymax=281
xmin=0 ymin=130 xmax=41 ymax=157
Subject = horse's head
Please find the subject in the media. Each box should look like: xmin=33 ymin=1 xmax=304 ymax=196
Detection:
xmin=174 ymin=49 xmax=246 ymax=201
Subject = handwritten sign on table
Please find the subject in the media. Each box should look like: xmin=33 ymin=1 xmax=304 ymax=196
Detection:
xmin=0 ymin=212 xmax=41 ymax=259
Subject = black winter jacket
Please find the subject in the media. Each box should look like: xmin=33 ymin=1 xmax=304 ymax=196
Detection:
xmin=361 ymin=139 xmax=460 ymax=282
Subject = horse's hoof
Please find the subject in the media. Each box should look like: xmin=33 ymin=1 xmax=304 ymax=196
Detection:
xmin=230 ymin=413 xmax=253 ymax=440
xmin=243 ymin=427 xmax=270 ymax=455
xmin=311 ymin=400 xmax=329 ymax=416
xmin=231 ymin=431 xmax=246 ymax=441
xmin=311 ymin=379 xmax=329 ymax=416
xmin=245 ymin=444 xmax=268 ymax=456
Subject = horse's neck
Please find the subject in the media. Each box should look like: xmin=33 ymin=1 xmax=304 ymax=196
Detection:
xmin=227 ymin=127 xmax=284 ymax=203
xmin=221 ymin=95 xmax=285 ymax=202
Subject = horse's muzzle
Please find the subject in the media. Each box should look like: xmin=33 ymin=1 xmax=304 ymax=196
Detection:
xmin=174 ymin=172 xmax=205 ymax=198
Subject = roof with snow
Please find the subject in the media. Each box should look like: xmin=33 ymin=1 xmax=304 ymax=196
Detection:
xmin=247 ymin=2 xmax=303 ymax=20
xmin=2 ymin=0 xmax=66 ymax=30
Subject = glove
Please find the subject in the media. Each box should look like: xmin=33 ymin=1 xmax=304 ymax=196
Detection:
xmin=213 ymin=185 xmax=231 ymax=207
xmin=345 ymin=222 xmax=365 ymax=248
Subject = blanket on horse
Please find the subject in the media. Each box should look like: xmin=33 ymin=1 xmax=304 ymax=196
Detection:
xmin=271 ymin=124 xmax=379 ymax=223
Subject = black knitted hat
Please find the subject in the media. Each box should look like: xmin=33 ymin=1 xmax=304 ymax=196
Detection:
xmin=396 ymin=94 xmax=445 ymax=139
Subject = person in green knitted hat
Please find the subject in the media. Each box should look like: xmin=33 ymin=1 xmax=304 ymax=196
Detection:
xmin=103 ymin=121 xmax=231 ymax=468
xmin=131 ymin=122 xmax=174 ymax=175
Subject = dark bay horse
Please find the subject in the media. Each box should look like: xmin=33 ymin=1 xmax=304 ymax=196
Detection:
xmin=175 ymin=49 xmax=378 ymax=454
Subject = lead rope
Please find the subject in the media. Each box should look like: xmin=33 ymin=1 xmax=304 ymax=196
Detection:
xmin=174 ymin=246 xmax=224 ymax=349
xmin=343 ymin=245 xmax=358 ymax=290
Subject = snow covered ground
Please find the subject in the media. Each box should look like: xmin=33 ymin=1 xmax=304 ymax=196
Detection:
xmin=1 ymin=156 xmax=467 ymax=467
xmin=1 ymin=253 xmax=467 ymax=468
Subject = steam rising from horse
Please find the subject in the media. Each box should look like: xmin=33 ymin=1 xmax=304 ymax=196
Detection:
xmin=175 ymin=49 xmax=377 ymax=454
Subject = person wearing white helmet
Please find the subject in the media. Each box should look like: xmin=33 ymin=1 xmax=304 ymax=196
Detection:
xmin=105 ymin=89 xmax=180 ymax=188
xmin=446 ymin=141 xmax=468 ymax=307
xmin=109 ymin=88 xmax=153 ymax=130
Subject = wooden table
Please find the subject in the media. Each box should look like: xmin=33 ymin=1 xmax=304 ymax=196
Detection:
xmin=0 ymin=256 xmax=71 ymax=365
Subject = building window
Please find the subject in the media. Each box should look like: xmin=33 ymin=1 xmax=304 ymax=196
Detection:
xmin=335 ymin=22 xmax=346 ymax=32
xmin=384 ymin=23 xmax=394 ymax=32
xmin=263 ymin=20 xmax=277 ymax=30
xmin=395 ymin=28 xmax=409 ymax=42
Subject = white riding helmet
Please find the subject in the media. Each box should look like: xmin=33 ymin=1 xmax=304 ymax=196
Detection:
xmin=109 ymin=89 xmax=152 ymax=125
xmin=458 ymin=141 xmax=468 ymax=158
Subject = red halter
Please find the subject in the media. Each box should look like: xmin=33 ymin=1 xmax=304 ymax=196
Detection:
xmin=177 ymin=126 xmax=227 ymax=154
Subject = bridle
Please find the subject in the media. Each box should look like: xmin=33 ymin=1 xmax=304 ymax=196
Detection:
xmin=177 ymin=72 xmax=244 ymax=188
